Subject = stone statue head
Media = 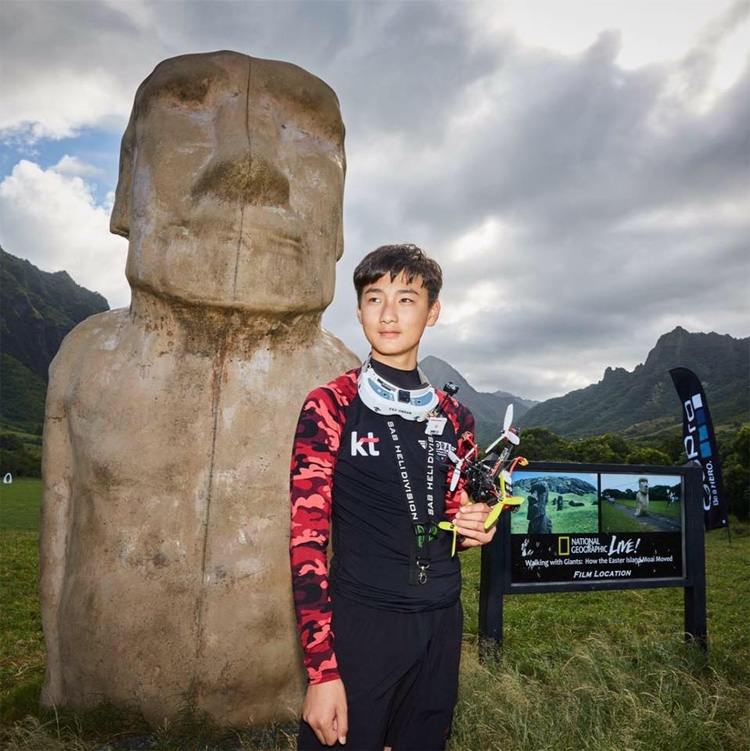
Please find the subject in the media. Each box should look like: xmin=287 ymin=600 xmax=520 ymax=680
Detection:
xmin=111 ymin=51 xmax=345 ymax=313
xmin=531 ymin=482 xmax=548 ymax=500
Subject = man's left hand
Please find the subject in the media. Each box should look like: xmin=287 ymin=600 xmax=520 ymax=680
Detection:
xmin=453 ymin=491 xmax=497 ymax=549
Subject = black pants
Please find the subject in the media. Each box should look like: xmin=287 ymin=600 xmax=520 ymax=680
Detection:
xmin=298 ymin=596 xmax=463 ymax=751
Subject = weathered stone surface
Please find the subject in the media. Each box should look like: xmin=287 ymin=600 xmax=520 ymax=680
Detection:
xmin=40 ymin=51 xmax=357 ymax=727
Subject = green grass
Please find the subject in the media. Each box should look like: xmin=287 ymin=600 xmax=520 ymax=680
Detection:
xmin=601 ymin=501 xmax=646 ymax=532
xmin=1 ymin=481 xmax=748 ymax=750
xmin=615 ymin=498 xmax=682 ymax=521
xmin=601 ymin=498 xmax=682 ymax=534
xmin=0 ymin=478 xmax=42 ymax=532
xmin=511 ymin=495 xmax=599 ymax=534
xmin=457 ymin=529 xmax=750 ymax=751
xmin=0 ymin=531 xmax=45 ymax=715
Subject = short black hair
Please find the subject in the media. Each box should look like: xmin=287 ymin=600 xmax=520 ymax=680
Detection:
xmin=353 ymin=244 xmax=443 ymax=306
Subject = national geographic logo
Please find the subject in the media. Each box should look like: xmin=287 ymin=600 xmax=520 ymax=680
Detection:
xmin=682 ymin=393 xmax=712 ymax=460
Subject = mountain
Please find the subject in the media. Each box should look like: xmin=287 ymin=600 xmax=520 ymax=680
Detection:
xmin=419 ymin=355 xmax=538 ymax=446
xmin=514 ymin=475 xmax=597 ymax=496
xmin=1 ymin=248 xmax=109 ymax=431
xmin=517 ymin=327 xmax=749 ymax=439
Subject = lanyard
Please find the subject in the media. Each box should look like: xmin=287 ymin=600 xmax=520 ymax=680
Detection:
xmin=386 ymin=419 xmax=436 ymax=585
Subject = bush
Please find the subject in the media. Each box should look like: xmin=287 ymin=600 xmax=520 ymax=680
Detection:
xmin=721 ymin=426 xmax=750 ymax=521
xmin=0 ymin=434 xmax=41 ymax=479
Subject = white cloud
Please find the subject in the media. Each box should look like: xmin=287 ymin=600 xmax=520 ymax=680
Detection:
xmin=468 ymin=0 xmax=748 ymax=78
xmin=0 ymin=160 xmax=129 ymax=308
xmin=615 ymin=198 xmax=749 ymax=231
xmin=101 ymin=0 xmax=156 ymax=28
xmin=0 ymin=68 xmax=132 ymax=143
xmin=52 ymin=155 xmax=106 ymax=178
xmin=1 ymin=0 xmax=748 ymax=402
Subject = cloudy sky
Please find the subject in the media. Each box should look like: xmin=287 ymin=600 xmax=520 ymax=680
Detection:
xmin=1 ymin=0 xmax=748 ymax=402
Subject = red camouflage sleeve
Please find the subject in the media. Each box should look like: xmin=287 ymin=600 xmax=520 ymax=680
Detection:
xmin=289 ymin=373 xmax=356 ymax=685
xmin=443 ymin=395 xmax=475 ymax=519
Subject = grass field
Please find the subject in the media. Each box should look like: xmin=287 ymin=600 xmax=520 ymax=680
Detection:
xmin=1 ymin=480 xmax=748 ymax=750
xmin=601 ymin=499 xmax=682 ymax=534
xmin=510 ymin=494 xmax=600 ymax=534
xmin=0 ymin=478 xmax=42 ymax=532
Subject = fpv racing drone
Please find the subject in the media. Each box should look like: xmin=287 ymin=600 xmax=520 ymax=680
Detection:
xmin=438 ymin=388 xmax=528 ymax=554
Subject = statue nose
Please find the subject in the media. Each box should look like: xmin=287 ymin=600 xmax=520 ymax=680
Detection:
xmin=191 ymin=153 xmax=290 ymax=208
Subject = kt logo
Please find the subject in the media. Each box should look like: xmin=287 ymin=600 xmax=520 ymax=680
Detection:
xmin=351 ymin=431 xmax=380 ymax=456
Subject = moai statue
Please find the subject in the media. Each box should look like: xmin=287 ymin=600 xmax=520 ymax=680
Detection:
xmin=634 ymin=477 xmax=650 ymax=516
xmin=526 ymin=482 xmax=552 ymax=534
xmin=40 ymin=51 xmax=358 ymax=727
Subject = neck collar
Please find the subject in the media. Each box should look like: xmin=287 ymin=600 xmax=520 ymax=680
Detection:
xmin=357 ymin=355 xmax=438 ymax=421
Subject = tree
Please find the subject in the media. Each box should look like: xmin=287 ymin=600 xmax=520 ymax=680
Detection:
xmin=517 ymin=427 xmax=574 ymax=461
xmin=626 ymin=447 xmax=671 ymax=465
xmin=573 ymin=434 xmax=630 ymax=464
xmin=721 ymin=426 xmax=750 ymax=521
xmin=0 ymin=433 xmax=24 ymax=452
xmin=654 ymin=432 xmax=685 ymax=464
xmin=0 ymin=432 xmax=41 ymax=478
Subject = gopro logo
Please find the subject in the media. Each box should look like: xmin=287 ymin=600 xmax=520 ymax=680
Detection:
xmin=683 ymin=393 xmax=712 ymax=461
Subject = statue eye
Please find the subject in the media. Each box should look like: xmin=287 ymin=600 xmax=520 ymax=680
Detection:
xmin=167 ymin=77 xmax=211 ymax=104
xmin=139 ymin=75 xmax=212 ymax=115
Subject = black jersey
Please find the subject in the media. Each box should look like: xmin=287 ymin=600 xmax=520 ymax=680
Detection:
xmin=290 ymin=366 xmax=474 ymax=684
xmin=330 ymin=394 xmax=463 ymax=611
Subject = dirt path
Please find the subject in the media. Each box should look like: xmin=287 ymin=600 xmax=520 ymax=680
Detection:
xmin=609 ymin=501 xmax=681 ymax=532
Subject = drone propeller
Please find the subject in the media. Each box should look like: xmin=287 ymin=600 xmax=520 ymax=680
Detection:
xmin=484 ymin=403 xmax=520 ymax=454
xmin=448 ymin=445 xmax=476 ymax=491
xmin=437 ymin=520 xmax=459 ymax=556
xmin=483 ymin=464 xmax=527 ymax=530
xmin=504 ymin=402 xmax=514 ymax=433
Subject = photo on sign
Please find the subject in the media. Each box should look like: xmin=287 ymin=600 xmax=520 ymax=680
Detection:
xmin=600 ymin=473 xmax=683 ymax=534
xmin=510 ymin=471 xmax=599 ymax=535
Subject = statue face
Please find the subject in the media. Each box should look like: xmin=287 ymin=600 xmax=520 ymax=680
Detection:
xmin=112 ymin=52 xmax=345 ymax=313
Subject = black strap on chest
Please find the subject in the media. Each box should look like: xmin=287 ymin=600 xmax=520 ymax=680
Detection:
xmin=386 ymin=419 xmax=437 ymax=585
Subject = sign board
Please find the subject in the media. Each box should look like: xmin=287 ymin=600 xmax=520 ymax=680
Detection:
xmin=479 ymin=462 xmax=706 ymax=651
xmin=509 ymin=468 xmax=684 ymax=585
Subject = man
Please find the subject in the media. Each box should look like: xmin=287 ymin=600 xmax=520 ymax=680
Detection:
xmin=290 ymin=244 xmax=497 ymax=750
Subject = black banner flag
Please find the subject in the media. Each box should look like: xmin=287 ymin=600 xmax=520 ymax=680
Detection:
xmin=669 ymin=367 xmax=728 ymax=530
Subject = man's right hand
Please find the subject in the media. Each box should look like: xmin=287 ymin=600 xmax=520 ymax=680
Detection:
xmin=302 ymin=678 xmax=348 ymax=746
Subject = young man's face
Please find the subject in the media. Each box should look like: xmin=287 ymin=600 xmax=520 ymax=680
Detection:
xmin=357 ymin=271 xmax=440 ymax=369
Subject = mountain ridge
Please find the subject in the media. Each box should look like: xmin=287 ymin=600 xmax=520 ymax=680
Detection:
xmin=419 ymin=355 xmax=538 ymax=446
xmin=1 ymin=247 xmax=109 ymax=431
xmin=517 ymin=326 xmax=749 ymax=438
xmin=421 ymin=327 xmax=748 ymax=442
xmin=2 ymin=249 xmax=747 ymax=443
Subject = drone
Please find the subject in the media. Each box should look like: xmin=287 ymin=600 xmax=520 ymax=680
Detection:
xmin=437 ymin=387 xmax=528 ymax=554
